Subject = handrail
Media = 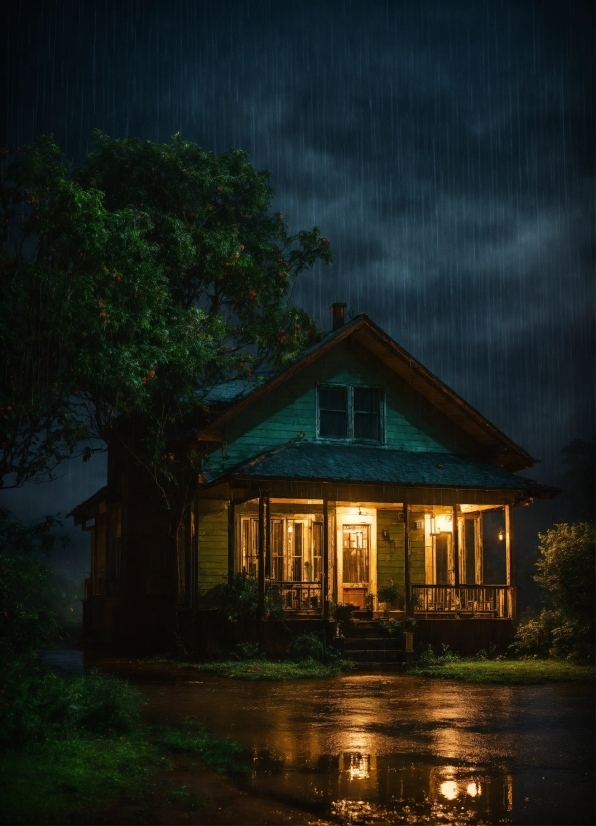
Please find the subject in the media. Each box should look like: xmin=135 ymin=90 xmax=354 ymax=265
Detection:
xmin=410 ymin=584 xmax=517 ymax=619
xmin=268 ymin=580 xmax=323 ymax=614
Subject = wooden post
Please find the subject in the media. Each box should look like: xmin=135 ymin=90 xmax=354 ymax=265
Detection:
xmin=191 ymin=497 xmax=199 ymax=609
xmin=452 ymin=505 xmax=460 ymax=587
xmin=323 ymin=489 xmax=329 ymax=619
xmin=505 ymin=504 xmax=514 ymax=617
xmin=258 ymin=492 xmax=266 ymax=620
xmin=227 ymin=500 xmax=235 ymax=585
xmin=265 ymin=492 xmax=271 ymax=579
xmin=403 ymin=503 xmax=412 ymax=618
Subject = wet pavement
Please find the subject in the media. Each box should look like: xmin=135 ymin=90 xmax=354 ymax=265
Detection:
xmin=88 ymin=657 xmax=595 ymax=825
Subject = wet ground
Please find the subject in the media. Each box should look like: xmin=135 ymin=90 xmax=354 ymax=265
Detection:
xmin=82 ymin=656 xmax=595 ymax=825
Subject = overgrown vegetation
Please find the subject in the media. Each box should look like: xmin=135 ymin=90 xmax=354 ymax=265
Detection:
xmin=182 ymin=658 xmax=349 ymax=680
xmin=0 ymin=509 xmax=248 ymax=823
xmin=410 ymin=658 xmax=594 ymax=684
xmin=511 ymin=522 xmax=595 ymax=662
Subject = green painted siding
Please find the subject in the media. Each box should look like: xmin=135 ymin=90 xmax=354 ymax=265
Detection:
xmin=376 ymin=511 xmax=405 ymax=591
xmin=197 ymin=499 xmax=228 ymax=594
xmin=409 ymin=512 xmax=426 ymax=584
xmin=204 ymin=341 xmax=457 ymax=477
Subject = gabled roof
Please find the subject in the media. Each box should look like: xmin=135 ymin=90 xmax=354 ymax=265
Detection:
xmin=67 ymin=485 xmax=108 ymax=525
xmin=202 ymin=441 xmax=557 ymax=498
xmin=194 ymin=314 xmax=535 ymax=472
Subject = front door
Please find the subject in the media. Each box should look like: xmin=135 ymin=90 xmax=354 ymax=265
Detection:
xmin=335 ymin=507 xmax=377 ymax=608
xmin=342 ymin=524 xmax=370 ymax=607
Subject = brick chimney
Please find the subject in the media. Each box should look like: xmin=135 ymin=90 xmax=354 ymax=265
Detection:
xmin=332 ymin=302 xmax=347 ymax=331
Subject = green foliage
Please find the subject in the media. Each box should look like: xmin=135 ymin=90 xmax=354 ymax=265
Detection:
xmin=0 ymin=507 xmax=72 ymax=665
xmin=512 ymin=523 xmax=595 ymax=662
xmin=0 ymin=668 xmax=142 ymax=749
xmin=416 ymin=642 xmax=459 ymax=667
xmin=377 ymin=580 xmax=404 ymax=609
xmin=409 ymin=658 xmax=595 ymax=684
xmin=378 ymin=619 xmax=402 ymax=636
xmin=231 ymin=641 xmax=261 ymax=660
xmin=1 ymin=133 xmax=332 ymax=494
xmin=474 ymin=643 xmax=498 ymax=661
xmin=211 ymin=572 xmax=258 ymax=622
xmin=0 ymin=737 xmax=156 ymax=824
xmin=149 ymin=724 xmax=246 ymax=774
xmin=189 ymin=658 xmax=349 ymax=680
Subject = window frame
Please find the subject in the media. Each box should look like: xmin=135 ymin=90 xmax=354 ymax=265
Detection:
xmin=316 ymin=383 xmax=385 ymax=444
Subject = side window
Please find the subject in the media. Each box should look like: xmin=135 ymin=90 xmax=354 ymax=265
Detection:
xmin=318 ymin=385 xmax=348 ymax=439
xmin=354 ymin=387 xmax=381 ymax=441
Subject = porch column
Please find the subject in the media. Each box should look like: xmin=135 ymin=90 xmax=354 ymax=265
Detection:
xmin=227 ymin=500 xmax=235 ymax=585
xmin=403 ymin=503 xmax=412 ymax=618
xmin=258 ymin=491 xmax=266 ymax=620
xmin=265 ymin=492 xmax=271 ymax=579
xmin=323 ymin=488 xmax=329 ymax=619
xmin=191 ymin=498 xmax=199 ymax=609
xmin=505 ymin=504 xmax=514 ymax=617
xmin=452 ymin=505 xmax=460 ymax=587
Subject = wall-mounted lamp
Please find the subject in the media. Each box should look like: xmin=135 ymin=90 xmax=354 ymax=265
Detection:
xmin=358 ymin=507 xmax=362 ymax=516
xmin=382 ymin=528 xmax=390 ymax=541
xmin=430 ymin=514 xmax=439 ymax=536
xmin=498 ymin=529 xmax=505 ymax=542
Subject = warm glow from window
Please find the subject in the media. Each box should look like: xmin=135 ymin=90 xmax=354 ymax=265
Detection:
xmin=440 ymin=780 xmax=458 ymax=800
xmin=466 ymin=782 xmax=481 ymax=797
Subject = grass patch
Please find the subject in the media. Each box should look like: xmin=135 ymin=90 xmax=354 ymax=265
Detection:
xmin=172 ymin=657 xmax=351 ymax=680
xmin=409 ymin=658 xmax=595 ymax=684
xmin=0 ymin=723 xmax=248 ymax=823
xmin=149 ymin=724 xmax=247 ymax=773
xmin=0 ymin=736 xmax=160 ymax=824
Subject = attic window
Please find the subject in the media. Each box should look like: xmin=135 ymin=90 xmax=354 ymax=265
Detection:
xmin=354 ymin=387 xmax=381 ymax=441
xmin=317 ymin=385 xmax=383 ymax=442
xmin=318 ymin=386 xmax=348 ymax=439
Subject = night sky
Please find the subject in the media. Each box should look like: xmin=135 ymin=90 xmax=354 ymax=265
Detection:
xmin=2 ymin=0 xmax=594 ymax=590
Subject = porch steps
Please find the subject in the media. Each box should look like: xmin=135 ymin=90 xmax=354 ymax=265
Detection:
xmin=341 ymin=620 xmax=409 ymax=673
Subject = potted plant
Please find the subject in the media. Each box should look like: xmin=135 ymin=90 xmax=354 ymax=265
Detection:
xmin=376 ymin=580 xmax=404 ymax=611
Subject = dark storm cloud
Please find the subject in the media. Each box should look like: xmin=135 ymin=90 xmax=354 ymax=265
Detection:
xmin=2 ymin=0 xmax=593 ymax=526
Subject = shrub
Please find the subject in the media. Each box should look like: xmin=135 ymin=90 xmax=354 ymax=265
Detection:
xmin=0 ymin=667 xmax=142 ymax=749
xmin=379 ymin=619 xmax=402 ymax=636
xmin=288 ymin=632 xmax=339 ymax=665
xmin=511 ymin=523 xmax=595 ymax=663
xmin=230 ymin=642 xmax=261 ymax=660
xmin=416 ymin=642 xmax=459 ymax=667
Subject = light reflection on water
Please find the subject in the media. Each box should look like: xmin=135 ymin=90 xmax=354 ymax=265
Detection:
xmin=103 ymin=662 xmax=593 ymax=825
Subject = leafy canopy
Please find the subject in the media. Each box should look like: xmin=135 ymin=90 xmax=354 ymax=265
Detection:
xmin=0 ymin=133 xmax=332 ymax=490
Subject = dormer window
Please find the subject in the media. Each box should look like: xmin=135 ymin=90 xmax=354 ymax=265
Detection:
xmin=317 ymin=385 xmax=383 ymax=442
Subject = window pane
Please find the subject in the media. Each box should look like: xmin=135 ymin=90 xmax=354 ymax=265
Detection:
xmin=320 ymin=410 xmax=347 ymax=438
xmin=354 ymin=387 xmax=380 ymax=414
xmin=354 ymin=413 xmax=379 ymax=440
xmin=319 ymin=386 xmax=347 ymax=412
xmin=354 ymin=388 xmax=381 ymax=440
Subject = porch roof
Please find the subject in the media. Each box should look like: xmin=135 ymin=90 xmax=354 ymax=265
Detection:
xmin=203 ymin=442 xmax=557 ymax=495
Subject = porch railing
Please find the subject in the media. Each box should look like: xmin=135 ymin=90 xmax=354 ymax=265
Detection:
xmin=411 ymin=585 xmax=517 ymax=619
xmin=267 ymin=580 xmax=323 ymax=615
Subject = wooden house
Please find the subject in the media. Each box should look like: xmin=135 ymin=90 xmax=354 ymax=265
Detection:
xmin=71 ymin=304 xmax=557 ymax=655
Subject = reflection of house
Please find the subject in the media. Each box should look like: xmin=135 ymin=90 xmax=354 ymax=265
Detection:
xmin=71 ymin=305 xmax=557 ymax=653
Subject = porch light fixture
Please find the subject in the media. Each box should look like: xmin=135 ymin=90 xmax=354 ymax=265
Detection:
xmin=430 ymin=514 xmax=439 ymax=536
xmin=498 ymin=528 xmax=505 ymax=542
xmin=382 ymin=528 xmax=390 ymax=540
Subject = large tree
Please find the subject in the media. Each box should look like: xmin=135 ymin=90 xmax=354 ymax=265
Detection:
xmin=1 ymin=133 xmax=332 ymax=498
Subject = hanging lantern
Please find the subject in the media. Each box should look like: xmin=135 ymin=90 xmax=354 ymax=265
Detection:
xmin=498 ymin=528 xmax=505 ymax=542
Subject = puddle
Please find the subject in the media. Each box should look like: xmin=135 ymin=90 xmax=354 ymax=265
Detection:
xmin=90 ymin=658 xmax=594 ymax=824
